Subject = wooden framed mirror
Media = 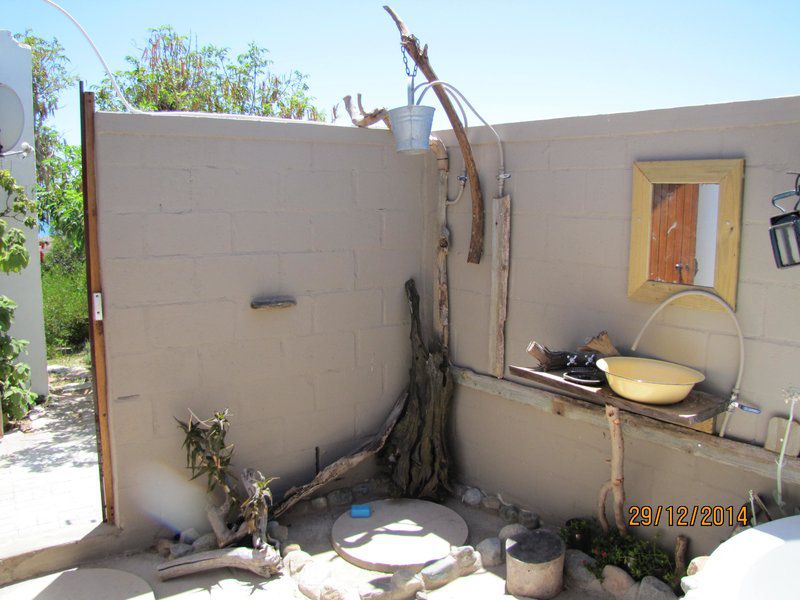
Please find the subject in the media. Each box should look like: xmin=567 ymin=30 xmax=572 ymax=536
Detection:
xmin=628 ymin=159 xmax=744 ymax=310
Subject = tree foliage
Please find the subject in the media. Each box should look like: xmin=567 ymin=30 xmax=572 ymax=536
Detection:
xmin=1 ymin=171 xmax=38 ymax=422
xmin=38 ymin=143 xmax=84 ymax=251
xmin=96 ymin=26 xmax=324 ymax=120
xmin=13 ymin=31 xmax=77 ymax=189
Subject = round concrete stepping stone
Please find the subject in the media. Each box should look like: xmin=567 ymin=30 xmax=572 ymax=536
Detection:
xmin=0 ymin=567 xmax=154 ymax=600
xmin=332 ymin=498 xmax=468 ymax=573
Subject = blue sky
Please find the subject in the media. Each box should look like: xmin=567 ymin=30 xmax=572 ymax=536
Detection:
xmin=4 ymin=0 xmax=800 ymax=145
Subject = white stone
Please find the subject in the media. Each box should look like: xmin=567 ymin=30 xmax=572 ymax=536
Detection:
xmin=481 ymin=495 xmax=501 ymax=511
xmin=267 ymin=520 xmax=289 ymax=542
xmin=191 ymin=532 xmax=217 ymax=552
xmin=637 ymin=575 xmax=677 ymax=600
xmin=461 ymin=487 xmax=483 ymax=507
xmin=602 ymin=564 xmax=635 ymax=598
xmin=476 ymin=537 xmax=503 ymax=567
xmin=168 ymin=542 xmax=193 ymax=559
xmin=564 ymin=549 xmax=604 ymax=594
xmin=178 ymin=527 xmax=199 ymax=545
xmin=320 ymin=578 xmax=359 ymax=600
xmin=498 ymin=523 xmax=529 ymax=543
xmin=518 ymin=510 xmax=540 ymax=529
xmin=296 ymin=561 xmax=331 ymax=600
xmin=284 ymin=549 xmax=313 ymax=576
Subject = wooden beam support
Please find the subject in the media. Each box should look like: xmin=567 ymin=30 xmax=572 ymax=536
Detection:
xmin=488 ymin=196 xmax=511 ymax=377
xmin=452 ymin=366 xmax=800 ymax=485
xmin=384 ymin=5 xmax=485 ymax=264
xmin=80 ymin=85 xmax=115 ymax=524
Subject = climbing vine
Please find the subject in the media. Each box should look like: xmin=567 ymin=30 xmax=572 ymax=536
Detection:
xmin=1 ymin=169 xmax=38 ymax=423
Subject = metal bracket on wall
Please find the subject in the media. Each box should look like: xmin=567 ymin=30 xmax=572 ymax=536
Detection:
xmin=250 ymin=297 xmax=297 ymax=310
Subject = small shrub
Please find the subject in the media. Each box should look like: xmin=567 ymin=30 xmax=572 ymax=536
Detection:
xmin=41 ymin=238 xmax=88 ymax=355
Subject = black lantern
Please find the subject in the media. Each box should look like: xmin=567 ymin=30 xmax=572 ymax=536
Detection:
xmin=770 ymin=175 xmax=800 ymax=269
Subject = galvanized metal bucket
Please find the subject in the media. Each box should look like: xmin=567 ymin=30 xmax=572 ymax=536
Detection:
xmin=388 ymin=104 xmax=435 ymax=154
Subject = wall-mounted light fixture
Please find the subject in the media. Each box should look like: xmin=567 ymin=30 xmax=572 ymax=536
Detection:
xmin=770 ymin=174 xmax=800 ymax=269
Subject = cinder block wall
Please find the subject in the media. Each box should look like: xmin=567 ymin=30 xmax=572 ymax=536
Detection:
xmin=94 ymin=113 xmax=430 ymax=543
xmin=432 ymin=97 xmax=800 ymax=554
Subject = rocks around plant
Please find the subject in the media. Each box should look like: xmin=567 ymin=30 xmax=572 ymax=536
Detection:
xmin=637 ymin=575 xmax=677 ymax=600
xmin=499 ymin=504 xmax=519 ymax=523
xmin=476 ymin=537 xmax=503 ymax=567
xmin=481 ymin=495 xmax=501 ymax=512
xmin=155 ymin=538 xmax=173 ymax=558
xmin=460 ymin=486 xmax=483 ymax=507
xmin=178 ymin=527 xmax=200 ymax=545
xmin=282 ymin=541 xmax=302 ymax=557
xmin=563 ymin=549 xmax=604 ymax=594
xmin=419 ymin=546 xmax=480 ymax=590
xmin=601 ymin=564 xmax=635 ymax=598
xmin=296 ymin=560 xmax=331 ymax=598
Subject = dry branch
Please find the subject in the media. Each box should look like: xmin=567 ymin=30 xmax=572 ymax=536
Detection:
xmin=157 ymin=546 xmax=281 ymax=581
xmin=273 ymin=389 xmax=408 ymax=518
xmin=384 ymin=5 xmax=485 ymax=264
xmin=597 ymin=404 xmax=627 ymax=536
xmin=343 ymin=94 xmax=390 ymax=128
xmin=674 ymin=535 xmax=689 ymax=579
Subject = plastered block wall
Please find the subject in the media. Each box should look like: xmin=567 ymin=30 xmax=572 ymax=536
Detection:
xmin=94 ymin=113 xmax=429 ymax=541
xmin=432 ymin=97 xmax=800 ymax=554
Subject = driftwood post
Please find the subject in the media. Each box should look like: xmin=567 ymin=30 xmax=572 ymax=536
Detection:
xmin=597 ymin=404 xmax=627 ymax=536
xmin=489 ymin=195 xmax=511 ymax=377
xmin=384 ymin=5 xmax=485 ymax=265
xmin=383 ymin=279 xmax=453 ymax=498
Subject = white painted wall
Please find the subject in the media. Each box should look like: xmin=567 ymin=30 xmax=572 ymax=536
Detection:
xmin=0 ymin=31 xmax=48 ymax=397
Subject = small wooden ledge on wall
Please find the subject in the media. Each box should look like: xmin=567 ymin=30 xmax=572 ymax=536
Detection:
xmin=250 ymin=297 xmax=296 ymax=310
xmin=451 ymin=366 xmax=800 ymax=486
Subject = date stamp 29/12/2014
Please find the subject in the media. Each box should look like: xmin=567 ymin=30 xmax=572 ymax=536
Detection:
xmin=628 ymin=505 xmax=749 ymax=528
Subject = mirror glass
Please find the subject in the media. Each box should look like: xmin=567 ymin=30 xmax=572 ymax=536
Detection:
xmin=628 ymin=159 xmax=743 ymax=311
xmin=649 ymin=183 xmax=718 ymax=288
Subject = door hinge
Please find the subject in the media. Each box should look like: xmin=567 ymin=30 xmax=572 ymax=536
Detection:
xmin=92 ymin=292 xmax=104 ymax=321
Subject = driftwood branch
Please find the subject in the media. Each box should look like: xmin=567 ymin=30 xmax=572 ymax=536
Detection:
xmin=578 ymin=331 xmax=620 ymax=356
xmin=206 ymin=499 xmax=248 ymax=548
xmin=597 ymin=404 xmax=627 ymax=535
xmin=384 ymin=5 xmax=485 ymax=264
xmin=157 ymin=546 xmax=281 ymax=581
xmin=674 ymin=534 xmax=689 ymax=580
xmin=343 ymin=94 xmax=390 ymax=128
xmin=384 ymin=279 xmax=453 ymax=498
xmin=273 ymin=388 xmax=408 ymax=518
xmin=489 ymin=195 xmax=511 ymax=377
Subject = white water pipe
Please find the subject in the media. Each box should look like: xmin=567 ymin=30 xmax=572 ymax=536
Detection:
xmin=414 ymin=80 xmax=508 ymax=197
xmin=631 ymin=289 xmax=746 ymax=438
xmin=40 ymin=0 xmax=142 ymax=113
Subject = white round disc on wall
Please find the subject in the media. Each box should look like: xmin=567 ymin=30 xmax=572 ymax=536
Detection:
xmin=0 ymin=82 xmax=25 ymax=153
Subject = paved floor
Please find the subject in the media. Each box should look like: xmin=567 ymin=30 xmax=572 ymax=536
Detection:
xmin=0 ymin=369 xmax=103 ymax=558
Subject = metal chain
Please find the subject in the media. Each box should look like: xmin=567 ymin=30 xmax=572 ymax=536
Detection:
xmin=401 ymin=36 xmax=418 ymax=78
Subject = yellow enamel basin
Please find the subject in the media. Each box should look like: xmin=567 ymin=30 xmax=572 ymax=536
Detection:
xmin=596 ymin=357 xmax=705 ymax=405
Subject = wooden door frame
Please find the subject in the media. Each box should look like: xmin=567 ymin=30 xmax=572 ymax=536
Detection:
xmin=80 ymin=84 xmax=115 ymax=523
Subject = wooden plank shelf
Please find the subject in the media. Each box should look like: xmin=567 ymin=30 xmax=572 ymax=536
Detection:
xmin=508 ymin=365 xmax=728 ymax=427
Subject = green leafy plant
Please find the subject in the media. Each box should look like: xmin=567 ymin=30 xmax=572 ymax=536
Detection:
xmin=1 ymin=170 xmax=38 ymax=423
xmin=95 ymin=26 xmax=324 ymax=120
xmin=560 ymin=518 xmax=676 ymax=588
xmin=41 ymin=238 xmax=88 ymax=354
xmin=176 ymin=410 xmax=278 ymax=547
xmin=38 ymin=143 xmax=84 ymax=251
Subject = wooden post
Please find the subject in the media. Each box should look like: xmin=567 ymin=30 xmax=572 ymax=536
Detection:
xmin=489 ymin=196 xmax=511 ymax=377
xmin=384 ymin=5 xmax=485 ymax=264
xmin=80 ymin=85 xmax=115 ymax=523
xmin=597 ymin=404 xmax=626 ymax=536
